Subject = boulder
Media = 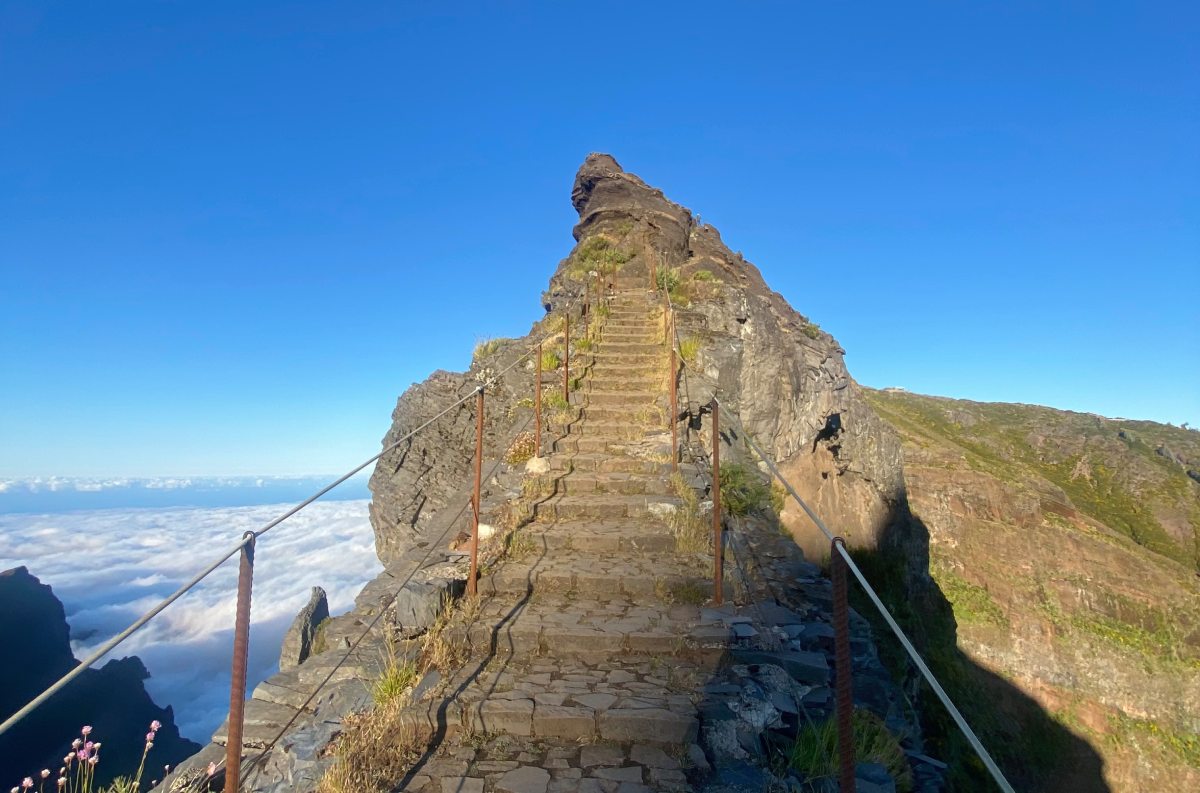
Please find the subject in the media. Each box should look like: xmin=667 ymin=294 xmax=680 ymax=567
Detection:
xmin=279 ymin=586 xmax=329 ymax=671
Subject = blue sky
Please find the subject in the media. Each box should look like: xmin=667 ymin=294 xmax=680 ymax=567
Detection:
xmin=1 ymin=1 xmax=1196 ymax=477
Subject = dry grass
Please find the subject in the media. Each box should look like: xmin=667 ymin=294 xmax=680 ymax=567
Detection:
xmin=503 ymin=431 xmax=537 ymax=464
xmin=316 ymin=699 xmax=432 ymax=793
xmin=669 ymin=472 xmax=710 ymax=553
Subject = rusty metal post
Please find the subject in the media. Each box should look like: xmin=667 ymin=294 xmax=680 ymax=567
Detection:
xmin=831 ymin=537 xmax=856 ymax=792
xmin=563 ymin=311 xmax=570 ymax=403
xmin=669 ymin=313 xmax=678 ymax=473
xmin=711 ymin=399 xmax=723 ymax=606
xmin=224 ymin=531 xmax=256 ymax=793
xmin=469 ymin=388 xmax=484 ymax=597
xmin=535 ymin=342 xmax=543 ymax=458
xmin=650 ymin=254 xmax=657 ymax=292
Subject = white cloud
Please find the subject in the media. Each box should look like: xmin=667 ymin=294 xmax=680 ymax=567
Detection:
xmin=0 ymin=500 xmax=381 ymax=743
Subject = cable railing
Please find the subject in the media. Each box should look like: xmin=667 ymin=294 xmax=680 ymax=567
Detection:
xmin=656 ymin=270 xmax=1016 ymax=793
xmin=0 ymin=283 xmax=605 ymax=793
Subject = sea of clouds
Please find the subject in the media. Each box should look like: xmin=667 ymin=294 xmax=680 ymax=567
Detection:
xmin=0 ymin=490 xmax=382 ymax=743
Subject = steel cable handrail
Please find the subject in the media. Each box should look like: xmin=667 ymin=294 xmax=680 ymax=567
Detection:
xmin=0 ymin=301 xmax=580 ymax=741
xmin=661 ymin=287 xmax=1015 ymax=793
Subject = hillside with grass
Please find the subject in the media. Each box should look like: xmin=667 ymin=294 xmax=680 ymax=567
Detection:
xmin=865 ymin=388 xmax=1200 ymax=791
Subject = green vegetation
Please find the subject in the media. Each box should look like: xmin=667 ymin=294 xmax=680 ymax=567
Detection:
xmin=473 ymin=337 xmax=505 ymax=360
xmin=540 ymin=348 xmax=562 ymax=371
xmin=692 ymin=269 xmax=715 ymax=281
xmin=931 ymin=560 xmax=1009 ymax=628
xmin=542 ymin=391 xmax=568 ymax=411
xmin=372 ymin=654 xmax=419 ymax=706
xmin=570 ymin=235 xmax=632 ymax=278
xmin=575 ymin=337 xmax=595 ymax=352
xmin=1107 ymin=710 xmax=1200 ymax=769
xmin=656 ymin=266 xmax=691 ymax=306
xmin=801 ymin=321 xmax=821 ymax=340
xmin=678 ymin=335 xmax=701 ymax=365
xmin=596 ymin=303 xmax=610 ymax=319
xmin=788 ymin=709 xmax=912 ymax=792
xmin=719 ymin=462 xmax=775 ymax=517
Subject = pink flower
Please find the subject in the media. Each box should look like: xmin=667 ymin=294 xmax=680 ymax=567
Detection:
xmin=71 ymin=740 xmax=81 ymax=750
xmin=84 ymin=742 xmax=93 ymax=752
xmin=21 ymin=780 xmax=32 ymax=790
xmin=76 ymin=749 xmax=88 ymax=761
xmin=56 ymin=781 xmax=65 ymax=789
xmin=80 ymin=726 xmax=92 ymax=736
xmin=146 ymin=732 xmax=155 ymax=742
xmin=150 ymin=720 xmax=162 ymax=731
xmin=40 ymin=771 xmax=49 ymax=779
xmin=87 ymin=757 xmax=97 ymax=767
xmin=206 ymin=762 xmax=217 ymax=777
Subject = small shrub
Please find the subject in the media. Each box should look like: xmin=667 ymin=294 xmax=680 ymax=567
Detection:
xmin=719 ymin=463 xmax=774 ymax=518
xmin=316 ymin=699 xmax=430 ymax=793
xmin=596 ymin=303 xmax=610 ymax=319
xmin=614 ymin=219 xmax=634 ymax=237
xmin=504 ymin=431 xmax=537 ymax=465
xmin=502 ymin=528 xmax=538 ymax=560
xmin=542 ymin=391 xmax=569 ymax=411
xmin=656 ymin=267 xmax=681 ymax=292
xmin=770 ymin=483 xmax=787 ymax=515
xmin=372 ymin=654 xmax=419 ymax=706
xmin=678 ymin=336 xmax=701 ymax=365
xmin=692 ymin=269 xmax=715 ymax=281
xmin=801 ymin=321 xmax=821 ymax=340
xmin=789 ymin=710 xmax=912 ymax=792
xmin=669 ymin=472 xmax=709 ymax=553
xmin=473 ymin=337 xmax=504 ymax=360
xmin=540 ymin=349 xmax=562 ymax=371
xmin=575 ymin=337 xmax=595 ymax=352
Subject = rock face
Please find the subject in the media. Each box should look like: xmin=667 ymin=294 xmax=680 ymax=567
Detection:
xmin=867 ymin=390 xmax=1200 ymax=793
xmin=279 ymin=587 xmax=329 ymax=671
xmin=0 ymin=566 xmax=200 ymax=788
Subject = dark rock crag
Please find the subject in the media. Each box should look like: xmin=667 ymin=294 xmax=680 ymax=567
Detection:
xmin=0 ymin=566 xmax=200 ymax=788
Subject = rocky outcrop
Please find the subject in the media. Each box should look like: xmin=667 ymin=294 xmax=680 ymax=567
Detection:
xmin=279 ymin=587 xmax=329 ymax=671
xmin=562 ymin=153 xmax=909 ymax=567
xmin=0 ymin=566 xmax=200 ymax=788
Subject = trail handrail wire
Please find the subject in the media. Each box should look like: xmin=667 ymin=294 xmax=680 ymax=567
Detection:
xmin=0 ymin=311 xmax=561 ymax=740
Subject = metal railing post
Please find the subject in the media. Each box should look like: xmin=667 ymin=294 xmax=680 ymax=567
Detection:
xmin=469 ymin=388 xmax=483 ymax=597
xmin=832 ymin=536 xmax=857 ymax=792
xmin=563 ymin=311 xmax=570 ymax=403
xmin=669 ymin=311 xmax=678 ymax=473
xmin=224 ymin=532 xmax=256 ymax=793
xmin=535 ymin=342 xmax=543 ymax=458
xmin=712 ymin=399 xmax=723 ymax=605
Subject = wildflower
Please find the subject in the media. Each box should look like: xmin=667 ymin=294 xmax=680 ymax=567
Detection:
xmin=87 ymin=758 xmax=97 ymax=767
xmin=76 ymin=749 xmax=88 ymax=762
xmin=146 ymin=741 xmax=154 ymax=750
xmin=206 ymin=762 xmax=217 ymax=777
xmin=56 ymin=781 xmax=65 ymax=789
xmin=12 ymin=786 xmax=20 ymax=792
xmin=21 ymin=780 xmax=32 ymax=790
xmin=80 ymin=726 xmax=92 ymax=736
xmin=146 ymin=732 xmax=155 ymax=742
xmin=39 ymin=772 xmax=49 ymax=779
xmin=92 ymin=742 xmax=101 ymax=749
xmin=71 ymin=740 xmax=81 ymax=750
xmin=150 ymin=720 xmax=161 ymax=731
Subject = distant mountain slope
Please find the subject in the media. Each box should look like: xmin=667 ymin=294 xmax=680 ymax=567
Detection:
xmin=865 ymin=389 xmax=1200 ymax=791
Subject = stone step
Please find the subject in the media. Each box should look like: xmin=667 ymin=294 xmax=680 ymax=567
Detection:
xmin=477 ymin=550 xmax=710 ymax=599
xmin=593 ymin=352 xmax=661 ymax=365
xmin=555 ymin=471 xmax=672 ymax=495
xmin=526 ymin=519 xmax=678 ymax=553
xmin=581 ymin=377 xmax=661 ymax=394
xmin=581 ymin=390 xmax=660 ymax=408
xmin=581 ymin=405 xmax=666 ymax=423
xmin=598 ymin=341 xmax=663 ymax=354
xmin=532 ymin=493 xmax=683 ymax=522
xmin=550 ymin=453 xmax=665 ymax=475
xmin=449 ymin=592 xmax=727 ymax=666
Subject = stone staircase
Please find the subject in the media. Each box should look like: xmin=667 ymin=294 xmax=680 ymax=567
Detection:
xmin=394 ymin=290 xmax=728 ymax=792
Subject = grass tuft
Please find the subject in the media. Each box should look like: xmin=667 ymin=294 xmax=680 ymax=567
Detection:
xmin=789 ymin=709 xmax=912 ymax=792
